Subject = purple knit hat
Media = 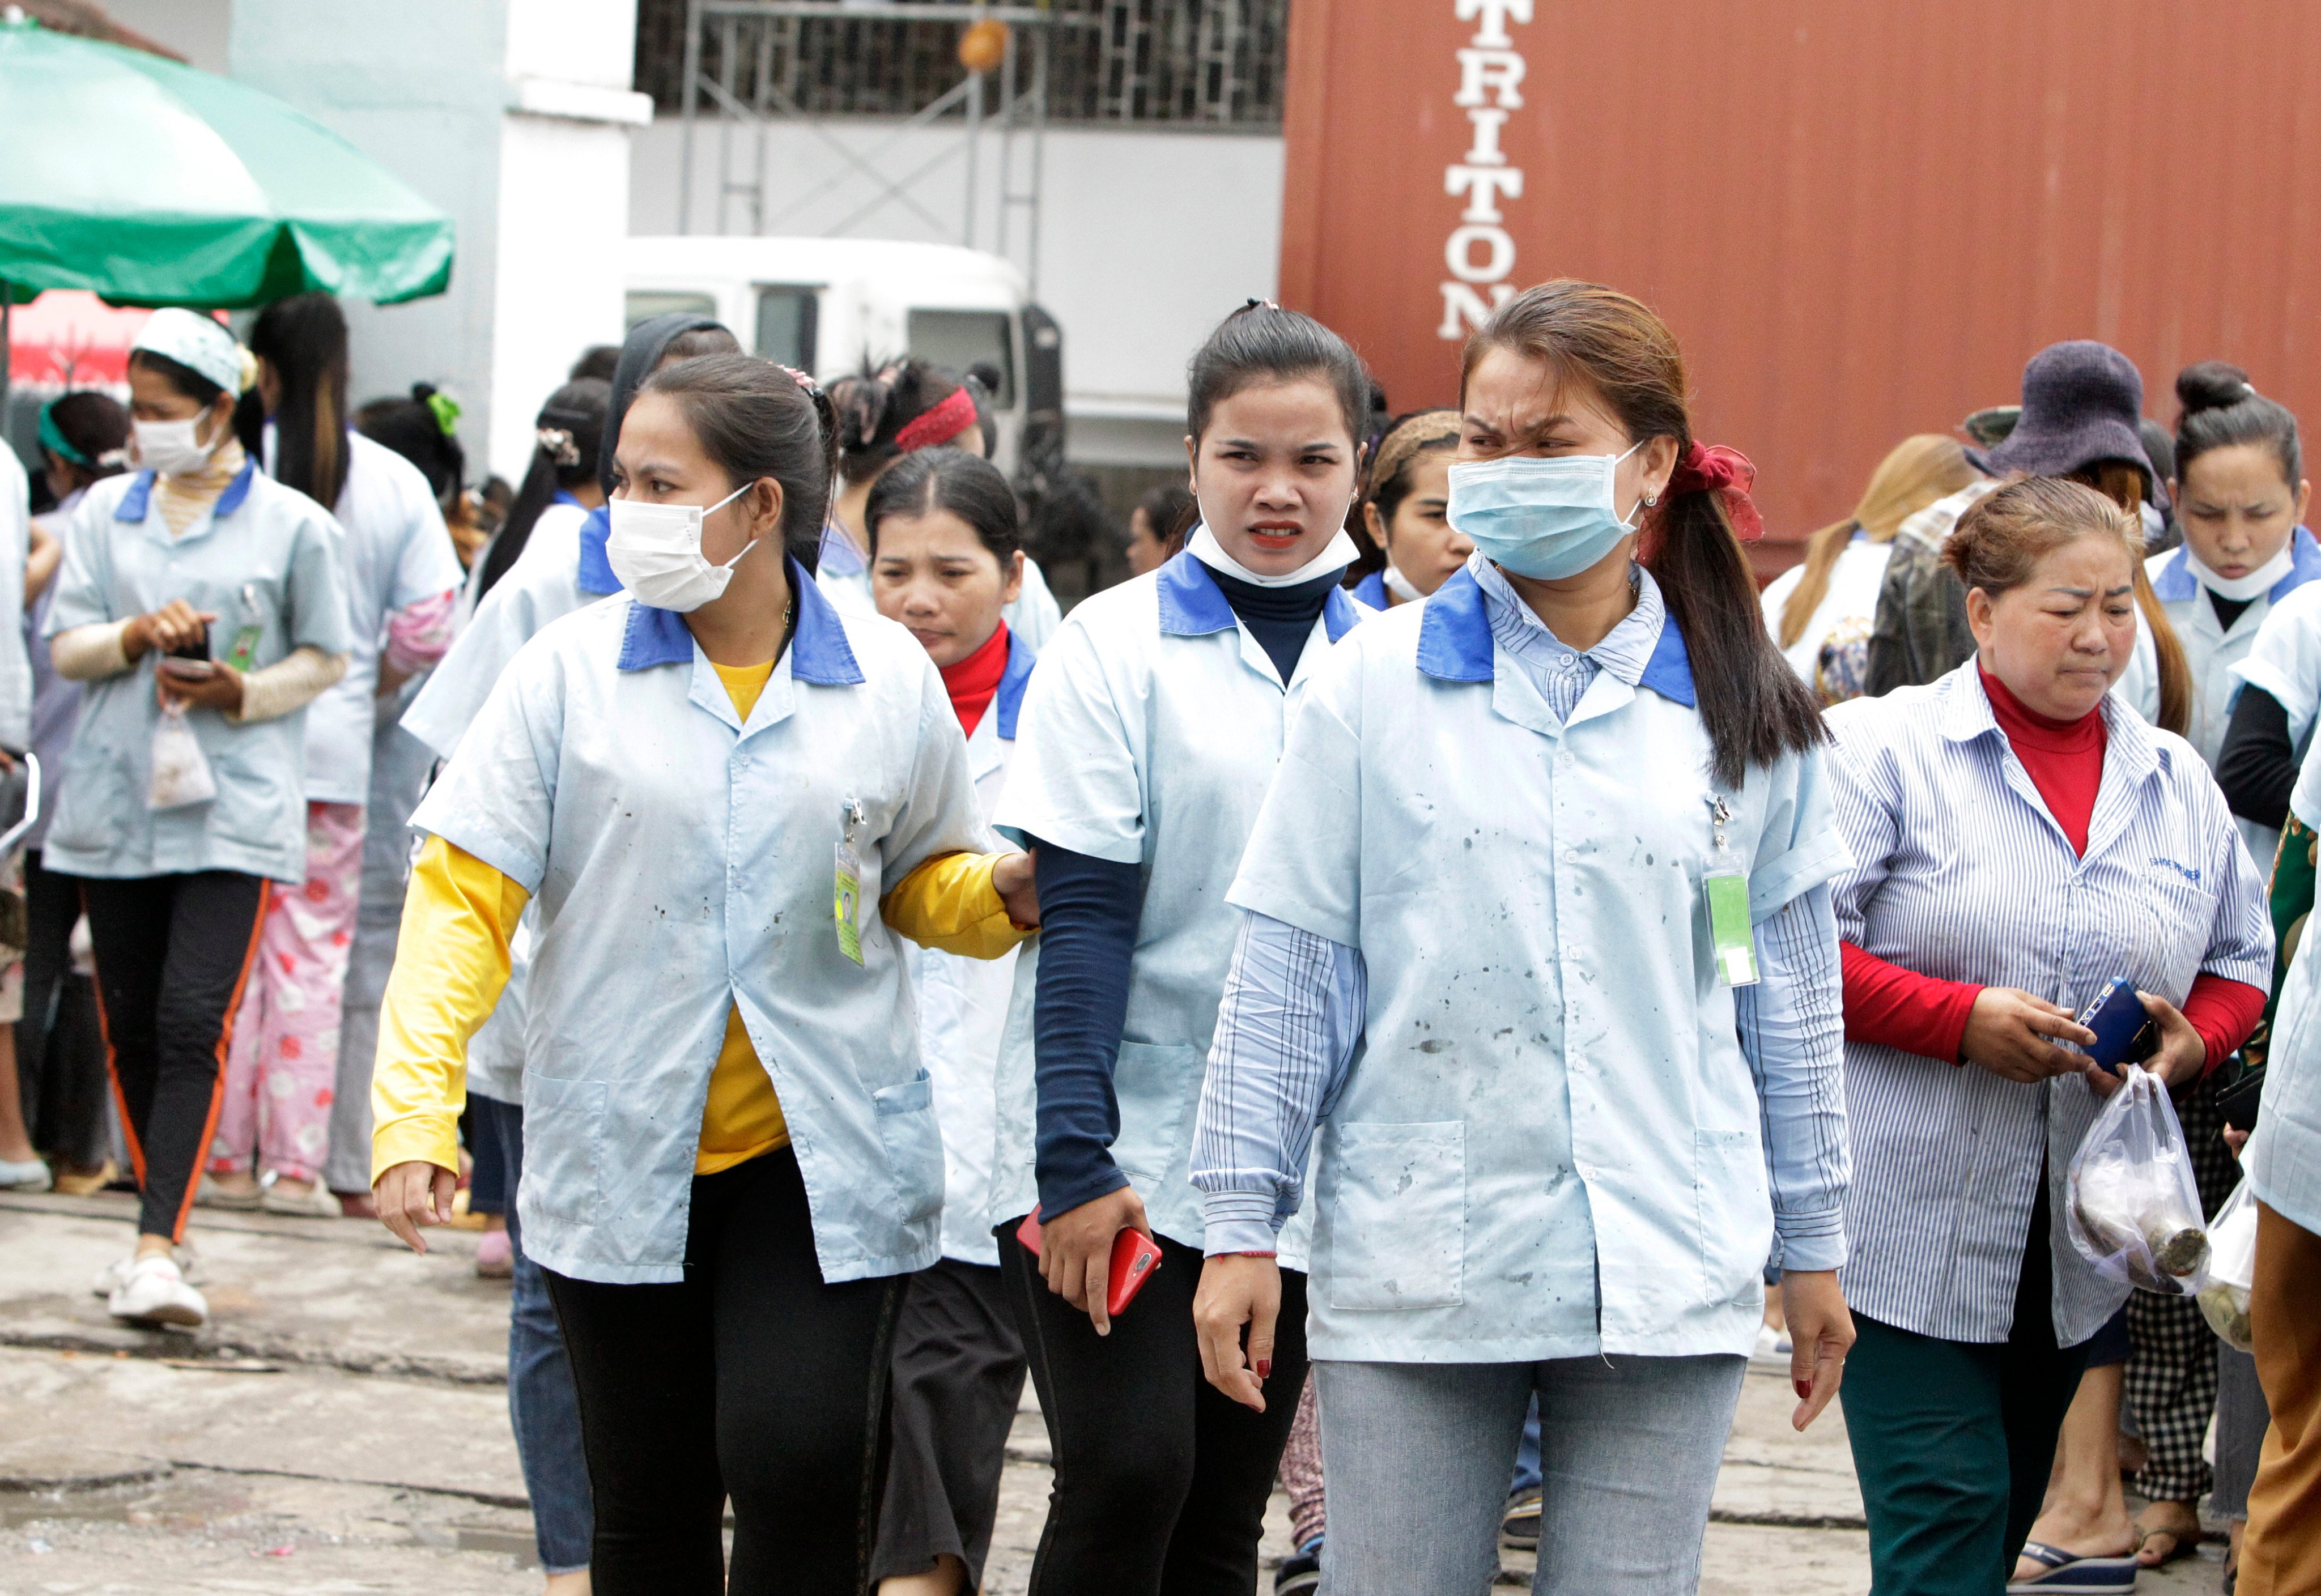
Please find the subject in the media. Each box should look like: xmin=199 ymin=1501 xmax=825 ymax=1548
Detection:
xmin=1970 ymin=341 xmax=2154 ymax=487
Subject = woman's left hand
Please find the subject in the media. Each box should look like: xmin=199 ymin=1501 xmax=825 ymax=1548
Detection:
xmin=2085 ymin=991 xmax=2206 ymax=1097
xmin=993 ymin=848 xmax=1039 ymax=929
xmin=1780 ymin=1269 xmax=1854 ymax=1432
xmin=156 ymin=659 xmax=244 ymax=716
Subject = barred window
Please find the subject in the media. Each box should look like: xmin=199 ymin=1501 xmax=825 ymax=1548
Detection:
xmin=633 ymin=0 xmax=1289 ymax=129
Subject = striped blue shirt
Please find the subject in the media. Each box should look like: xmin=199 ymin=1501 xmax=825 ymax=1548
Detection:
xmin=1825 ymin=663 xmax=2272 ymax=1346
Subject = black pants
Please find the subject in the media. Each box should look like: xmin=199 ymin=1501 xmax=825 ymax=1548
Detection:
xmin=998 ymin=1224 xmax=1310 ymax=1596
xmin=872 ymin=1256 xmax=1028 ymax=1588
xmin=543 ymin=1147 xmax=905 ymax=1596
xmin=78 ymin=870 xmax=269 ymax=1241
xmin=17 ymin=850 xmax=109 ymax=1170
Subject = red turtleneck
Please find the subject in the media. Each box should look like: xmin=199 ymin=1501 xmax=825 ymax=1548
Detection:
xmin=1839 ymin=666 xmax=2261 ymax=1074
xmin=940 ymin=622 xmax=1010 ymax=737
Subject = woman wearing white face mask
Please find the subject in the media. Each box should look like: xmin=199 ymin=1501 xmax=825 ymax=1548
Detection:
xmin=368 ymin=354 xmax=1039 ymax=1595
xmin=988 ymin=301 xmax=1371 ymax=1593
xmin=45 ymin=308 xmax=356 ymax=1329
xmin=1349 ymin=409 xmax=1468 ymax=608
xmin=1189 ymin=281 xmax=1855 ymax=1595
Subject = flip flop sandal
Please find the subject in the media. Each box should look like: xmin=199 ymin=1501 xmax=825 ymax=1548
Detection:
xmin=2136 ymin=1527 xmax=2199 ymax=1569
xmin=2007 ymin=1541 xmax=2141 ymax=1594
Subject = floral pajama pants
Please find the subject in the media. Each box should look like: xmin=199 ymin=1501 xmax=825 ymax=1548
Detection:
xmin=210 ymin=801 xmax=366 ymax=1184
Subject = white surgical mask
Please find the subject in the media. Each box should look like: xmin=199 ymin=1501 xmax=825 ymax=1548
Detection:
xmin=133 ymin=414 xmax=219 ymax=478
xmin=1381 ymin=563 xmax=1427 ymax=603
xmin=607 ymin=481 xmax=760 ymax=612
xmin=1446 ymin=442 xmax=1644 ymax=581
xmin=2186 ymin=543 xmax=2296 ymax=603
xmin=1185 ymin=522 xmax=1359 ymax=588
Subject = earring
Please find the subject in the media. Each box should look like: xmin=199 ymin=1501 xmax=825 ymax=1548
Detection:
xmin=1643 ymin=493 xmax=1660 ymax=508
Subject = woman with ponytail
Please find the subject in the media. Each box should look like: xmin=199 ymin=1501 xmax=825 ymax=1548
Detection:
xmin=202 ymin=293 xmax=464 ymax=1217
xmin=370 ymin=353 xmax=1039 ymax=1594
xmin=1761 ymin=435 xmax=1975 ymax=704
xmin=1189 ymin=280 xmax=1854 ymax=1592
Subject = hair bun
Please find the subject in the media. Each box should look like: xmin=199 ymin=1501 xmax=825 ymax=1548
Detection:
xmin=2177 ymin=360 xmax=2255 ymax=414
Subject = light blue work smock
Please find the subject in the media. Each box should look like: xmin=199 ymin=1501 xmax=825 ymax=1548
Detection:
xmin=1222 ymin=570 xmax=1852 ymax=1362
xmin=917 ymin=631 xmax=1036 ymax=1265
xmin=44 ymin=465 xmax=355 ymax=884
xmin=2119 ymin=527 xmax=2321 ymax=862
xmin=408 ymin=560 xmax=997 ymax=1286
xmin=989 ymin=548 xmax=1364 ymax=1265
xmin=2246 ymin=739 xmax=2321 ymax=1236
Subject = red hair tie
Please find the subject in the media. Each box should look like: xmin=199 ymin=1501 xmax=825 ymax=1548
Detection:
xmin=895 ymin=386 xmax=979 ymax=453
xmin=1665 ymin=442 xmax=1763 ymax=542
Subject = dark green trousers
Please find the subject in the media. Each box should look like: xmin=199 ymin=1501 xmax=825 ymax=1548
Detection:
xmin=1839 ymin=1187 xmax=2092 ymax=1595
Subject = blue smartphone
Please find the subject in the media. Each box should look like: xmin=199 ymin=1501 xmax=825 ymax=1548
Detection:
xmin=2077 ymin=976 xmax=2156 ymax=1075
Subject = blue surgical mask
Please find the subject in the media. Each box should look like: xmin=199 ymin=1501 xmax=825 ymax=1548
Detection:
xmin=1446 ymin=442 xmax=1644 ymax=581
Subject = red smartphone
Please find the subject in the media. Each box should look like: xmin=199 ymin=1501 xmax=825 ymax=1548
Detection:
xmin=1015 ymin=1207 xmax=1164 ymax=1318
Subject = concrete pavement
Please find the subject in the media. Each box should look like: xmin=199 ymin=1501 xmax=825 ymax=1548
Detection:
xmin=0 ymin=1190 xmax=2229 ymax=1593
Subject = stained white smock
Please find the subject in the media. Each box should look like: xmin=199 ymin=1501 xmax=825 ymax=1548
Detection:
xmin=407 ymin=565 xmax=996 ymax=1284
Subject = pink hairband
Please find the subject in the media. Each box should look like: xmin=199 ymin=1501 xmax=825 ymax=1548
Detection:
xmin=895 ymin=386 xmax=979 ymax=453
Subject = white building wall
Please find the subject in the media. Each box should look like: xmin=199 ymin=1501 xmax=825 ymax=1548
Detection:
xmin=228 ymin=0 xmax=647 ymax=483
xmin=629 ymin=117 xmax=1285 ymax=466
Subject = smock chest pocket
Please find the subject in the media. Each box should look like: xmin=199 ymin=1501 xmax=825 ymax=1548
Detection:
xmin=873 ymin=1070 xmax=945 ymax=1227
xmin=1323 ymin=1121 xmax=1465 ymax=1312
xmin=520 ymin=1075 xmax=606 ymax=1223
xmin=2139 ymin=860 xmax=2218 ymax=996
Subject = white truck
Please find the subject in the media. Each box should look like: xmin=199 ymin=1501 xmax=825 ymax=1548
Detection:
xmin=623 ymin=236 xmax=1064 ymax=478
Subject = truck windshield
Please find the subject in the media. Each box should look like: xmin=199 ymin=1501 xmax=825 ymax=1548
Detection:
xmin=908 ymin=309 xmax=1015 ymax=406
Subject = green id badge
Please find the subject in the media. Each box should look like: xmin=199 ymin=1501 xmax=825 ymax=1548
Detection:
xmin=223 ymin=624 xmax=262 ymax=673
xmin=1706 ymin=867 xmax=1759 ymax=988
xmin=834 ymin=839 xmax=865 ymax=965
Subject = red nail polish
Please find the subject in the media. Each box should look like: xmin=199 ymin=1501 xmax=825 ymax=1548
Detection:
xmin=1256 ymin=1359 xmax=1272 ymax=1378
xmin=1795 ymin=1378 xmax=1812 ymax=1400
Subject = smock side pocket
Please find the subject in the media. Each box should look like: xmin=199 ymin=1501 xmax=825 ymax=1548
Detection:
xmin=1695 ymin=1127 xmax=1771 ymax=1308
xmin=1324 ymin=1121 xmax=1465 ymax=1312
xmin=520 ymin=1075 xmax=606 ymax=1223
xmin=873 ymin=1069 xmax=945 ymax=1228
xmin=1109 ymin=1041 xmax=1199 ymax=1182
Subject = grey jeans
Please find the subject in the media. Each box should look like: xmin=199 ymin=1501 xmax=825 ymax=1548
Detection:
xmin=1315 ymin=1353 xmax=1746 ymax=1596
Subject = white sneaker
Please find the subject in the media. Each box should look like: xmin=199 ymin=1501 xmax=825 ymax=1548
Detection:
xmin=107 ymin=1254 xmax=207 ymax=1329
xmin=259 ymin=1175 xmax=340 ymax=1218
xmin=0 ymin=1156 xmax=51 ymax=1191
xmin=1750 ymin=1322 xmax=1795 ymax=1365
xmin=91 ymin=1242 xmax=203 ymax=1298
xmin=195 ymin=1173 xmax=262 ymax=1211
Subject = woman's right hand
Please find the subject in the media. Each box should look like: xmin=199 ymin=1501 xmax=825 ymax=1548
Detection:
xmin=375 ymin=1160 xmax=459 ymax=1254
xmin=1037 ymin=1183 xmax=1151 ymax=1337
xmin=1959 ymin=987 xmax=2097 ymax=1082
xmin=122 ymin=599 xmax=216 ymax=662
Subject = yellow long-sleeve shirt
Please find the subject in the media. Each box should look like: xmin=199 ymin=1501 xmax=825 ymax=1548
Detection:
xmin=369 ymin=656 xmax=1031 ymax=1185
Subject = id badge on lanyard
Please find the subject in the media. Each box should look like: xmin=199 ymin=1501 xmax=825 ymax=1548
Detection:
xmin=224 ymin=583 xmax=263 ymax=674
xmin=834 ymin=797 xmax=868 ymax=966
xmin=1704 ymin=794 xmax=1759 ymax=989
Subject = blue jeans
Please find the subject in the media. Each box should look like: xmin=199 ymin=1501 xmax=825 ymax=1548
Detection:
xmin=1510 ymin=1397 xmax=1542 ymax=1496
xmin=475 ymin=1093 xmax=594 ymax=1573
xmin=1316 ymin=1354 xmax=1746 ymax=1595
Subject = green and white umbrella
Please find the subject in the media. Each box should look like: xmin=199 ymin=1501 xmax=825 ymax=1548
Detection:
xmin=0 ymin=10 xmax=454 ymax=311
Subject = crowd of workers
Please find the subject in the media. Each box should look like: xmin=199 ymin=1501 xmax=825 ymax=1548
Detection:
xmin=1 ymin=277 xmax=2318 ymax=1596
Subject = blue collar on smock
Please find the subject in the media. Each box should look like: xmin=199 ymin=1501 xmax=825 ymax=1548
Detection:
xmin=575 ymin=504 xmax=618 ymax=595
xmin=1352 ymin=568 xmax=1388 ymax=608
xmin=1154 ymin=547 xmax=1362 ymax=643
xmin=616 ymin=554 xmax=865 ymax=684
xmin=1416 ymin=561 xmax=1697 ymax=707
xmin=817 ymin=521 xmax=866 ymax=578
xmin=994 ymin=627 xmax=1038 ymax=741
xmin=116 ymin=460 xmax=258 ymax=526
xmin=2150 ymin=525 xmax=2321 ymax=605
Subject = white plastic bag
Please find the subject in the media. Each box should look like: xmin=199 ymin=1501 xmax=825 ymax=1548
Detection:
xmin=2197 ymin=1180 xmax=2258 ymax=1352
xmin=147 ymin=700 xmax=216 ymax=810
xmin=2066 ymin=1064 xmax=2211 ymax=1294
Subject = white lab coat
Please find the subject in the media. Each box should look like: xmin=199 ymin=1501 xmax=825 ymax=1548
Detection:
xmin=279 ymin=430 xmax=463 ymax=804
xmin=916 ymin=631 xmax=1037 ymax=1264
xmin=988 ymin=547 xmax=1364 ymax=1265
xmin=410 ymin=564 xmax=996 ymax=1284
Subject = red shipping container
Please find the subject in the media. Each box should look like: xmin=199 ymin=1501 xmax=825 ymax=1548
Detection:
xmin=1280 ymin=0 xmax=2321 ymax=574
